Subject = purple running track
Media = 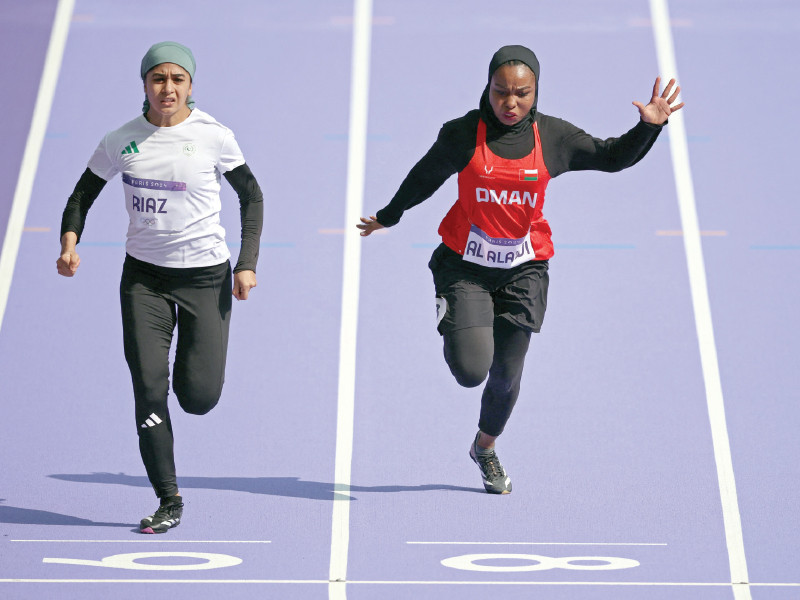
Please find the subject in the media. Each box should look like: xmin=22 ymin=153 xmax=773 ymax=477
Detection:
xmin=0 ymin=0 xmax=58 ymax=247
xmin=0 ymin=0 xmax=798 ymax=599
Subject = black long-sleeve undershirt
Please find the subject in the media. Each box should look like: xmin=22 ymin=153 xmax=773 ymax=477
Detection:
xmin=60 ymin=163 xmax=264 ymax=273
xmin=60 ymin=168 xmax=106 ymax=243
xmin=375 ymin=110 xmax=664 ymax=228
xmin=223 ymin=163 xmax=263 ymax=273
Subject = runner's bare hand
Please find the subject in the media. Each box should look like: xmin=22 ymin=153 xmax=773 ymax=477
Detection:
xmin=233 ymin=270 xmax=257 ymax=300
xmin=57 ymin=232 xmax=80 ymax=277
xmin=357 ymin=216 xmax=385 ymax=237
xmin=56 ymin=250 xmax=80 ymax=277
xmin=633 ymin=77 xmax=684 ymax=125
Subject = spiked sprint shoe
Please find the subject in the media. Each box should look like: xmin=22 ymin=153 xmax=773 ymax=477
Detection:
xmin=140 ymin=496 xmax=184 ymax=534
xmin=469 ymin=432 xmax=512 ymax=494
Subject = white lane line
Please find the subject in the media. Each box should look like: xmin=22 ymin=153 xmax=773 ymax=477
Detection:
xmin=11 ymin=540 xmax=271 ymax=543
xmin=407 ymin=541 xmax=668 ymax=546
xmin=329 ymin=0 xmax=373 ymax=596
xmin=648 ymin=0 xmax=750 ymax=595
xmin=0 ymin=0 xmax=74 ymax=334
xmin=0 ymin=579 xmax=795 ymax=587
xmin=0 ymin=579 xmax=329 ymax=584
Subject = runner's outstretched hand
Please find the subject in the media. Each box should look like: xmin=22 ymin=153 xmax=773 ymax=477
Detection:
xmin=634 ymin=77 xmax=684 ymax=125
xmin=357 ymin=216 xmax=385 ymax=237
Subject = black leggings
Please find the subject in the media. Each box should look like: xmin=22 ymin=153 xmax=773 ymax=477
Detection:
xmin=120 ymin=255 xmax=232 ymax=498
xmin=443 ymin=317 xmax=531 ymax=437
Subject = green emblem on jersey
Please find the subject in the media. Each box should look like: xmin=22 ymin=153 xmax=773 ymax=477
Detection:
xmin=121 ymin=141 xmax=140 ymax=155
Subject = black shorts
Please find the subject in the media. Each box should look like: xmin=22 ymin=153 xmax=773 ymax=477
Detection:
xmin=428 ymin=243 xmax=549 ymax=334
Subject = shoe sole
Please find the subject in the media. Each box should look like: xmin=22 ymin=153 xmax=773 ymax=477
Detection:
xmin=140 ymin=519 xmax=180 ymax=534
xmin=140 ymin=525 xmax=178 ymax=534
xmin=483 ymin=478 xmax=512 ymax=494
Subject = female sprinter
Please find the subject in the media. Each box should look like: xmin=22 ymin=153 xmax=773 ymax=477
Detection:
xmin=57 ymin=41 xmax=264 ymax=530
xmin=358 ymin=45 xmax=683 ymax=494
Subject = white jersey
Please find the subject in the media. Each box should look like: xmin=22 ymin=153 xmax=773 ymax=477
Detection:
xmin=88 ymin=109 xmax=245 ymax=268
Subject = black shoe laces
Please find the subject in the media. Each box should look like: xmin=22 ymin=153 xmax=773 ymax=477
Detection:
xmin=476 ymin=451 xmax=504 ymax=481
xmin=153 ymin=501 xmax=182 ymax=520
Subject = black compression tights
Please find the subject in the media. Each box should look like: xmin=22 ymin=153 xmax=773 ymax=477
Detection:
xmin=443 ymin=318 xmax=532 ymax=437
xmin=120 ymin=256 xmax=232 ymax=499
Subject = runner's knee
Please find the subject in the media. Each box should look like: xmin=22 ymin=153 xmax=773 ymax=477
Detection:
xmin=443 ymin=327 xmax=494 ymax=388
xmin=173 ymin=379 xmax=222 ymax=415
xmin=450 ymin=364 xmax=489 ymax=388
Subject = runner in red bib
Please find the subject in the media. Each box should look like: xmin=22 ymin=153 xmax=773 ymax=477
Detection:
xmin=358 ymin=45 xmax=684 ymax=495
xmin=440 ymin=117 xmax=553 ymax=266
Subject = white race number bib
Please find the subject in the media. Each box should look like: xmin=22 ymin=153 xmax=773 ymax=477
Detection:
xmin=123 ymin=174 xmax=189 ymax=232
xmin=462 ymin=224 xmax=534 ymax=268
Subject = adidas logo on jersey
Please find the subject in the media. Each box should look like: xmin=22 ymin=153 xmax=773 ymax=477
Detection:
xmin=122 ymin=141 xmax=140 ymax=155
xmin=140 ymin=413 xmax=163 ymax=428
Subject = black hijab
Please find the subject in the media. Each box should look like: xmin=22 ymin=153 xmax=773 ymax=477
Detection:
xmin=479 ymin=45 xmax=540 ymax=138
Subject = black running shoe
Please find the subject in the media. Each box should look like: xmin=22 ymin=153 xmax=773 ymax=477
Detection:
xmin=469 ymin=432 xmax=512 ymax=494
xmin=140 ymin=496 xmax=183 ymax=534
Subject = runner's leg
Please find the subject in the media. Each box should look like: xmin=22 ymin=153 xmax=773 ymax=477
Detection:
xmin=120 ymin=256 xmax=179 ymax=499
xmin=172 ymin=261 xmax=232 ymax=415
xmin=478 ymin=317 xmax=532 ymax=437
xmin=442 ymin=326 xmax=494 ymax=387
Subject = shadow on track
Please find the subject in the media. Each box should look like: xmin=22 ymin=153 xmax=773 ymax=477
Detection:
xmin=47 ymin=473 xmax=483 ymax=500
xmin=0 ymin=499 xmax=131 ymax=528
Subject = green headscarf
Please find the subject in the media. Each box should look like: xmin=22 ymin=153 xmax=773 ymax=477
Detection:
xmin=140 ymin=41 xmax=196 ymax=114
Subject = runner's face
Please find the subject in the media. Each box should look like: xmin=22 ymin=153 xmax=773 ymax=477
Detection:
xmin=489 ymin=64 xmax=536 ymax=126
xmin=143 ymin=63 xmax=193 ymax=125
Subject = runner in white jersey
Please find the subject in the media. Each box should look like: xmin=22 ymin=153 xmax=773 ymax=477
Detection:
xmin=88 ymin=108 xmax=247 ymax=268
xmin=57 ymin=42 xmax=264 ymax=534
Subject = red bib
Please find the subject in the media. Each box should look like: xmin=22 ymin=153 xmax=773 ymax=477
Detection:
xmin=438 ymin=119 xmax=553 ymax=264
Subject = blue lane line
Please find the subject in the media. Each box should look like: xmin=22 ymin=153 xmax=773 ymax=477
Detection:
xmin=73 ymin=241 xmax=123 ymax=247
xmin=323 ymin=133 xmax=391 ymax=142
xmin=556 ymin=243 xmax=636 ymax=250
xmin=750 ymin=245 xmax=800 ymax=250
xmin=654 ymin=135 xmax=712 ymax=143
xmin=229 ymin=242 xmax=296 ymax=248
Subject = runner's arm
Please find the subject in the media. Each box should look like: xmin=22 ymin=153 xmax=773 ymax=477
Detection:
xmin=57 ymin=168 xmax=107 ymax=276
xmin=374 ymin=121 xmax=473 ymax=227
xmin=539 ymin=115 xmax=664 ymax=177
xmin=224 ymin=163 xmax=264 ymax=274
xmin=60 ymin=168 xmax=107 ymax=242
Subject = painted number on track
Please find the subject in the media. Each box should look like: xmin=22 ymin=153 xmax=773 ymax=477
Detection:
xmin=441 ymin=553 xmax=640 ymax=572
xmin=43 ymin=551 xmax=242 ymax=571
